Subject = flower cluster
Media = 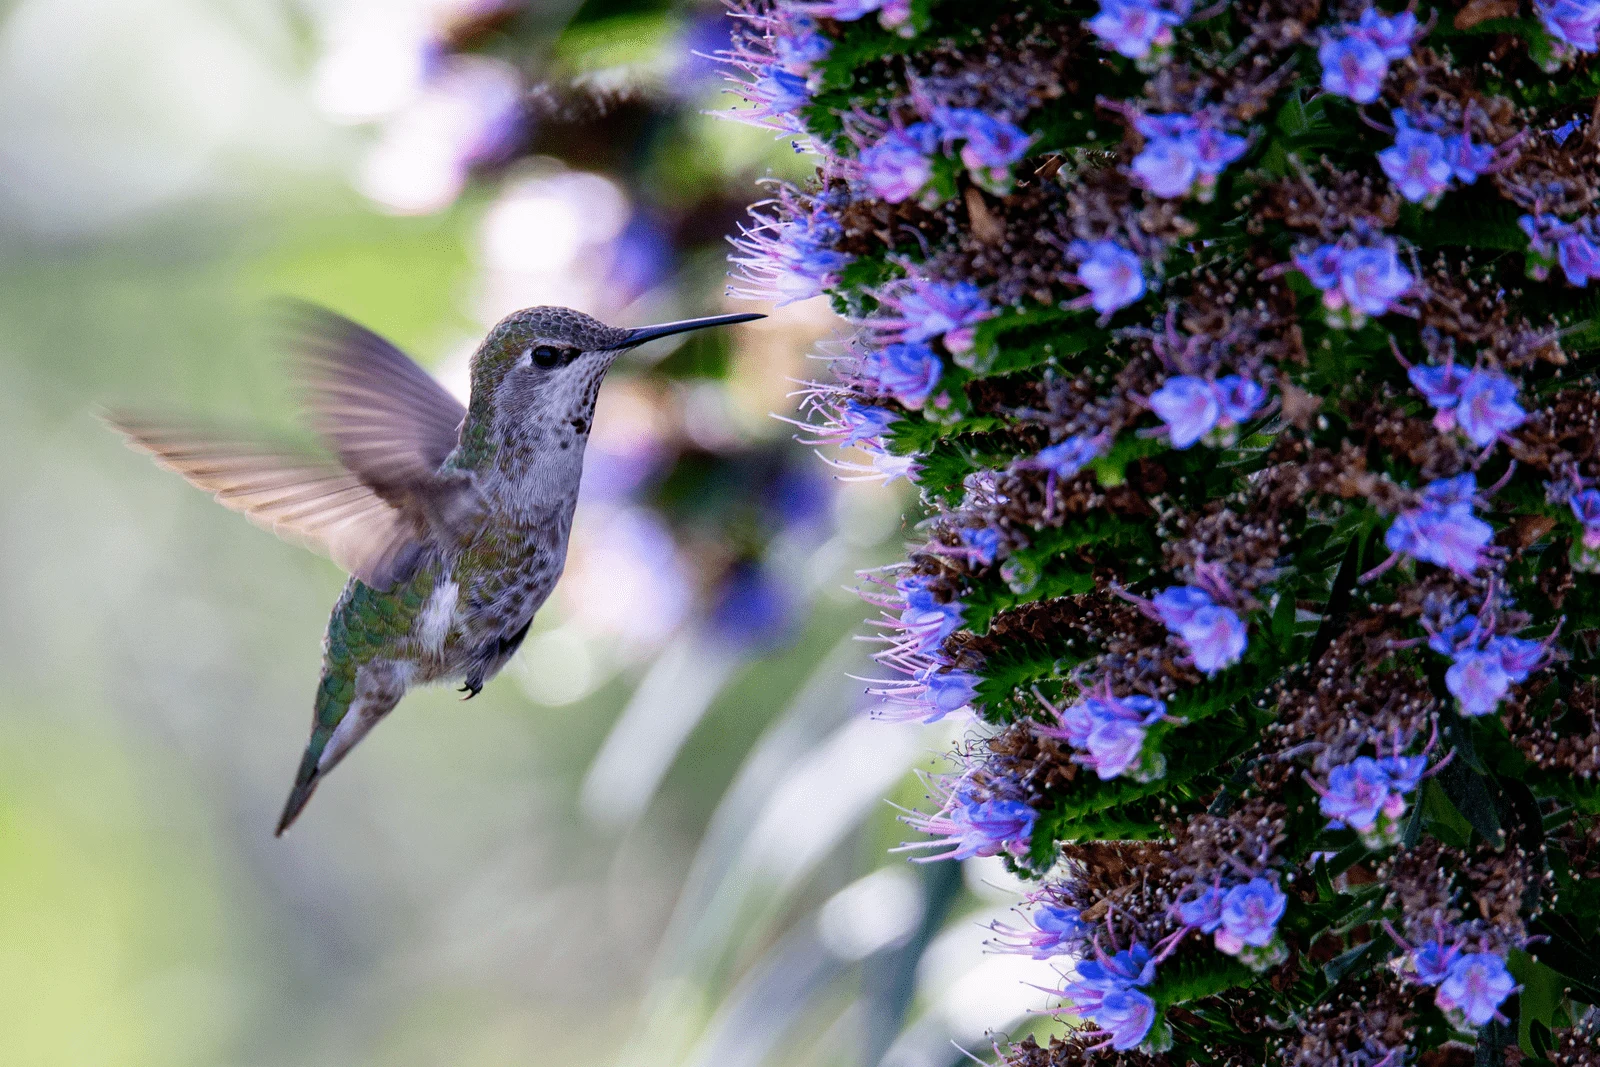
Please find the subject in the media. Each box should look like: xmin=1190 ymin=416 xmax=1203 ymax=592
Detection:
xmin=725 ymin=0 xmax=1600 ymax=1061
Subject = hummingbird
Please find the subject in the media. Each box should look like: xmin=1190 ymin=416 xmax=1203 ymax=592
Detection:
xmin=107 ymin=303 xmax=762 ymax=834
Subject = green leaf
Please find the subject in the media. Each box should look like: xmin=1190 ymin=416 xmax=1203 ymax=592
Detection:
xmin=1508 ymin=949 xmax=1573 ymax=1057
xmin=1149 ymin=954 xmax=1256 ymax=1009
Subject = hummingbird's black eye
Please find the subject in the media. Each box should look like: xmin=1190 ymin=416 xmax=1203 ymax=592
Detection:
xmin=530 ymin=345 xmax=563 ymax=369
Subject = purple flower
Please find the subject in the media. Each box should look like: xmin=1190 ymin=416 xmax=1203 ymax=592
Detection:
xmin=1320 ymin=756 xmax=1391 ymax=832
xmin=1149 ymin=376 xmax=1220 ymax=448
xmin=1294 ymin=244 xmax=1346 ymax=289
xmin=1443 ymin=131 xmax=1496 ymax=184
xmin=1559 ymin=231 xmax=1600 ymax=286
xmin=1074 ymin=241 xmax=1147 ymax=314
xmin=1380 ymin=126 xmax=1453 ymax=203
xmin=875 ymin=279 xmax=994 ymax=346
xmin=752 ymin=68 xmax=811 ymax=117
xmin=773 ymin=16 xmax=833 ymax=73
xmin=901 ymin=790 xmax=1037 ymax=862
xmin=731 ymin=204 xmax=852 ymax=305
xmin=1572 ymin=489 xmax=1600 ymax=554
xmin=858 ymin=123 xmax=937 ymax=204
xmin=1131 ymin=136 xmax=1199 ymax=198
xmin=1152 ymin=584 xmax=1217 ymax=631
xmin=1319 ymin=34 xmax=1389 ymax=103
xmin=1153 ymin=585 xmax=1248 ymax=674
xmin=1036 ymin=434 xmax=1108 ymax=477
xmin=1539 ymin=0 xmax=1600 ymax=53
xmin=1455 ymin=371 xmax=1526 ymax=446
xmin=1490 ymin=635 xmax=1547 ymax=682
xmin=896 ymin=575 xmax=965 ymax=653
xmin=991 ymin=905 xmax=1091 ymax=958
xmin=1357 ymin=8 xmax=1420 ymax=59
xmin=1408 ymin=362 xmax=1471 ymax=409
xmin=1446 ymin=647 xmax=1512 ymax=717
xmin=1338 ymin=241 xmax=1414 ymax=317
xmin=937 ymin=109 xmax=1035 ymax=190
xmin=1437 ymin=953 xmax=1519 ymax=1029
xmin=1411 ymin=940 xmax=1460 ymax=986
xmin=1131 ymin=113 xmax=1248 ymax=200
xmin=1216 ymin=878 xmax=1287 ymax=951
xmin=1178 ymin=886 xmax=1227 ymax=932
xmin=1041 ymin=690 xmax=1168 ymax=779
xmin=838 ymin=401 xmax=900 ymax=448
xmin=794 ymin=0 xmax=883 ymax=19
xmin=865 ymin=342 xmax=943 ymax=408
xmin=1378 ymin=754 xmax=1429 ymax=794
xmin=1088 ymin=0 xmax=1185 ymax=59
xmin=1385 ymin=506 xmax=1494 ymax=576
xmin=1216 ymin=375 xmax=1266 ymax=422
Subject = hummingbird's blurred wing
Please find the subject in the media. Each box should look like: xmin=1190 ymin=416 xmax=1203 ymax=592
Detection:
xmin=283 ymin=304 xmax=467 ymax=494
xmin=103 ymin=417 xmax=429 ymax=591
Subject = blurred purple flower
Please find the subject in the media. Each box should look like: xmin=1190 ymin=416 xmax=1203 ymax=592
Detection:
xmin=1412 ymin=940 xmax=1460 ymax=986
xmin=1358 ymin=8 xmax=1421 ymax=59
xmin=1437 ymin=953 xmax=1518 ymax=1029
xmin=1149 ymin=376 xmax=1219 ymax=448
xmin=1380 ymin=125 xmax=1453 ymax=203
xmin=1456 ymin=371 xmax=1526 ymax=446
xmin=1036 ymin=434 xmax=1109 ymax=478
xmin=1073 ymin=241 xmax=1147 ymax=314
xmin=1154 ymin=585 xmax=1247 ymax=674
xmin=990 ymin=904 xmax=1092 ymax=958
xmin=1320 ymin=756 xmax=1392 ymax=832
xmin=1539 ymin=0 xmax=1600 ymax=53
xmin=1215 ymin=878 xmax=1287 ymax=952
xmin=1338 ymin=241 xmax=1414 ymax=317
xmin=1443 ymin=130 xmax=1496 ymax=184
xmin=1087 ymin=0 xmax=1186 ymax=59
xmin=858 ymin=123 xmax=937 ymax=203
xmin=962 ymin=527 xmax=1002 ymax=565
xmin=874 ymin=279 xmax=994 ymax=346
xmin=1319 ymin=34 xmax=1389 ymax=103
xmin=709 ymin=561 xmax=799 ymax=651
xmin=1294 ymin=244 xmax=1346 ymax=289
xmin=1178 ymin=886 xmax=1226 ymax=932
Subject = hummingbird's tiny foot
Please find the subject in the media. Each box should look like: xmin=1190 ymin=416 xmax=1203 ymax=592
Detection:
xmin=459 ymin=682 xmax=482 ymax=701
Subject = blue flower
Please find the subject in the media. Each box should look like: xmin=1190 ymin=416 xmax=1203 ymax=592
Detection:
xmin=922 ymin=668 xmax=981 ymax=718
xmin=961 ymin=527 xmax=1002 ymax=565
xmin=1131 ymin=112 xmax=1248 ymax=201
xmin=858 ymin=123 xmax=937 ymax=204
xmin=1357 ymin=8 xmax=1420 ymax=59
xmin=1559 ymin=229 xmax=1600 ymax=286
xmin=1411 ymin=940 xmax=1460 ymax=986
xmin=731 ymin=203 xmax=852 ymax=304
xmin=1294 ymin=244 xmax=1346 ymax=289
xmin=1035 ymin=434 xmax=1109 ymax=478
xmin=874 ymin=278 xmax=994 ymax=348
xmin=1087 ymin=0 xmax=1186 ymax=60
xmin=1538 ymin=0 xmax=1600 ymax=54
xmin=1178 ymin=886 xmax=1227 ymax=932
xmin=1095 ymin=988 xmax=1158 ymax=1051
xmin=1216 ymin=878 xmax=1287 ymax=951
xmin=1148 ymin=376 xmax=1219 ymax=448
xmin=1318 ymin=34 xmax=1389 ymax=103
xmin=1320 ymin=757 xmax=1391 ymax=832
xmin=1383 ymin=478 xmax=1494 ymax=576
xmin=900 ymin=792 xmax=1037 ymax=861
xmin=1073 ymin=240 xmax=1146 ymax=314
xmin=1040 ymin=690 xmax=1168 ymax=779
xmin=1408 ymin=362 xmax=1471 ymax=410
xmin=1436 ymin=953 xmax=1519 ymax=1029
xmin=838 ymin=401 xmax=900 ymax=448
xmin=990 ymin=904 xmax=1092 ymax=958
xmin=1148 ymin=374 xmax=1266 ymax=448
xmin=1379 ymin=124 xmax=1453 ymax=203
xmin=1447 ymin=647 xmax=1513 ymax=717
xmin=937 ymin=108 xmax=1035 ymax=192
xmin=1153 ymin=585 xmax=1248 ymax=674
xmin=1455 ymin=371 xmax=1526 ymax=446
xmin=865 ymin=342 xmax=943 ymax=408
xmin=1443 ymin=130 xmax=1496 ymax=184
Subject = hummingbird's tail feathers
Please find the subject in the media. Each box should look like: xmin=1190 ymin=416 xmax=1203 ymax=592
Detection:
xmin=100 ymin=413 xmax=427 ymax=591
xmin=275 ymin=759 xmax=322 ymax=836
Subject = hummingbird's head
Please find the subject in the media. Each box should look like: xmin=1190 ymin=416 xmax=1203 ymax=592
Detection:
xmin=469 ymin=305 xmax=765 ymax=435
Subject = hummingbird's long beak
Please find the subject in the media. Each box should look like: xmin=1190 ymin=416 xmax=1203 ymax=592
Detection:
xmin=620 ymin=312 xmax=766 ymax=349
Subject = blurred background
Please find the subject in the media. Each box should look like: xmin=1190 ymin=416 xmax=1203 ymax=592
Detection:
xmin=0 ymin=1 xmax=1059 ymax=1064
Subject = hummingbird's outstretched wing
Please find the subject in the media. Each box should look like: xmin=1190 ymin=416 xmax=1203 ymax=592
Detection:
xmin=284 ymin=304 xmax=466 ymax=490
xmin=103 ymin=418 xmax=429 ymax=591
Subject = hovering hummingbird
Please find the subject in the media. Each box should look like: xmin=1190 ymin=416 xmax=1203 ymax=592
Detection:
xmin=107 ymin=303 xmax=762 ymax=834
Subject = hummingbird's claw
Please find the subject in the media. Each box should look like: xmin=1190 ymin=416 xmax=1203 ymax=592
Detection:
xmin=459 ymin=682 xmax=482 ymax=701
